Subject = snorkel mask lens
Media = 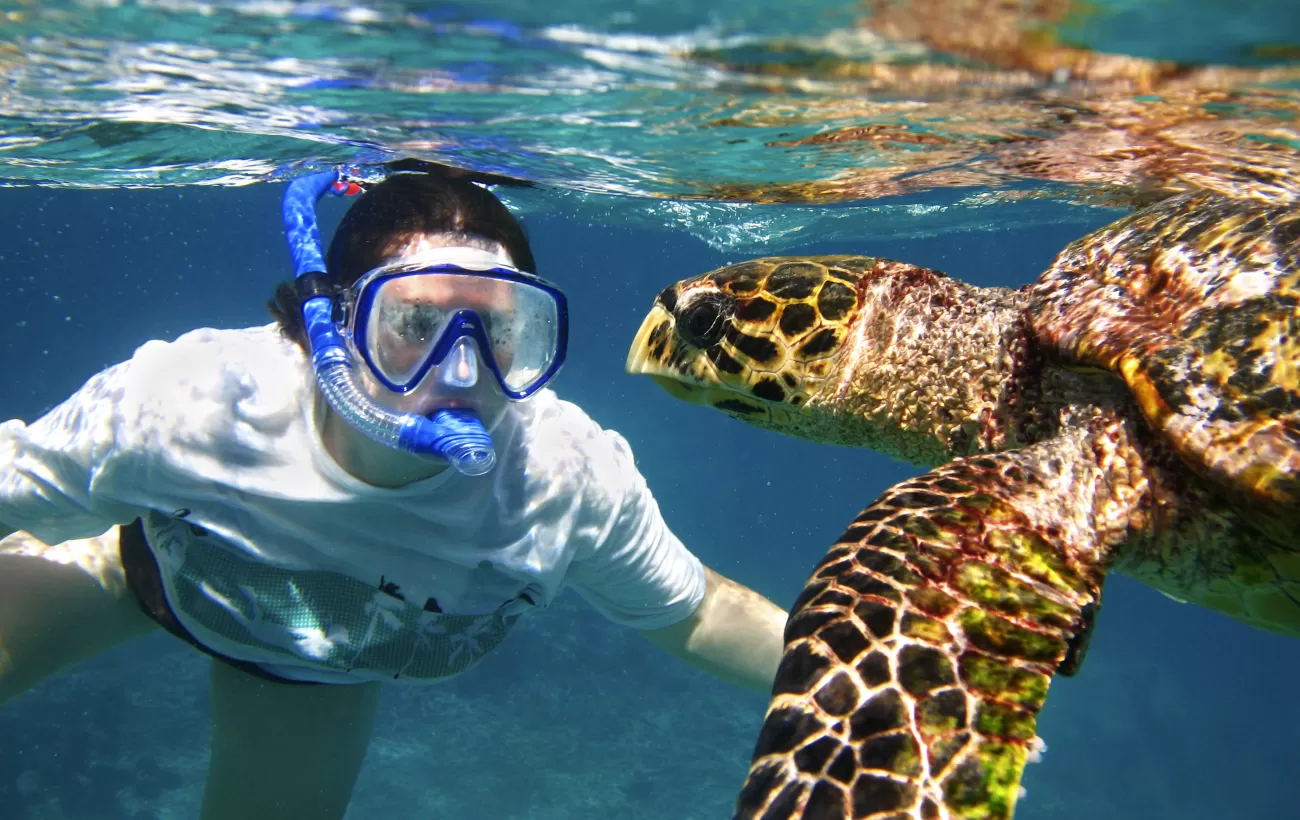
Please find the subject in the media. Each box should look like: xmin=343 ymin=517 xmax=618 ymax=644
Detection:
xmin=347 ymin=264 xmax=568 ymax=400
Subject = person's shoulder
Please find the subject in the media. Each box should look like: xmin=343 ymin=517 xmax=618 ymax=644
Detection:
xmin=126 ymin=324 xmax=305 ymax=388
xmin=512 ymin=389 xmax=641 ymax=491
xmin=119 ymin=324 xmax=311 ymax=434
xmin=514 ymin=389 xmax=609 ymax=450
xmin=131 ymin=323 xmax=300 ymax=368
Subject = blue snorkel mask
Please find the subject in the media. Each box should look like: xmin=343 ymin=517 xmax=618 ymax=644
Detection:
xmin=280 ymin=166 xmax=568 ymax=477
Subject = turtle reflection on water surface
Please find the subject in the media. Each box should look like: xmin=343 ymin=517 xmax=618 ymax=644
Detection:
xmin=627 ymin=192 xmax=1300 ymax=820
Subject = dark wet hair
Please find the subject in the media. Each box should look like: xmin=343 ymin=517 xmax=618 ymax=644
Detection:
xmin=268 ymin=161 xmax=536 ymax=349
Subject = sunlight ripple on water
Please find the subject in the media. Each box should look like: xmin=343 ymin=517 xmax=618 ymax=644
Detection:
xmin=1 ymin=0 xmax=1298 ymax=242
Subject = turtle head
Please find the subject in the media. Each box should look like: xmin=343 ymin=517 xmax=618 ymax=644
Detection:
xmin=626 ymin=256 xmax=871 ymax=439
xmin=628 ymin=254 xmax=1022 ymax=461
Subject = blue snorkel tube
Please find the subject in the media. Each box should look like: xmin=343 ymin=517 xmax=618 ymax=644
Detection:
xmin=281 ymin=169 xmax=497 ymax=476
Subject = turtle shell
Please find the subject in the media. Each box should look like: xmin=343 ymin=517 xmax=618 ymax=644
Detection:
xmin=1028 ymin=192 xmax=1300 ymax=538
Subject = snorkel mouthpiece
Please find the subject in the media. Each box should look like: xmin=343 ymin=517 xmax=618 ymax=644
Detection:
xmin=399 ymin=408 xmax=496 ymax=476
xmin=281 ymin=167 xmax=498 ymax=477
xmin=309 ymin=331 xmax=499 ymax=476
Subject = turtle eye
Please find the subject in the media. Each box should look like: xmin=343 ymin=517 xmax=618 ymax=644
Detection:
xmin=676 ymin=292 xmax=733 ymax=350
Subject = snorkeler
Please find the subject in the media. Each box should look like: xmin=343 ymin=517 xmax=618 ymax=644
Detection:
xmin=0 ymin=161 xmax=786 ymax=818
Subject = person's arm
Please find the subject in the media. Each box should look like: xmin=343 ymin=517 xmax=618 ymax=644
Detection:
xmin=0 ymin=363 xmax=138 ymax=546
xmin=553 ymin=400 xmax=786 ymax=693
xmin=639 ymin=566 xmax=785 ymax=694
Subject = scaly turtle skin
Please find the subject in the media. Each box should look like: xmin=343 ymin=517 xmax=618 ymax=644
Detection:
xmin=625 ymin=192 xmax=1300 ymax=820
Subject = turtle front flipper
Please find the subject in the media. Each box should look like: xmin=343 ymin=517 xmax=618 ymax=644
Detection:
xmin=738 ymin=445 xmax=1112 ymax=820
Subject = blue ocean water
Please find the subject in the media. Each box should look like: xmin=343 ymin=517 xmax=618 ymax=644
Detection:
xmin=1 ymin=182 xmax=1298 ymax=819
xmin=2 ymin=0 xmax=1300 ymax=818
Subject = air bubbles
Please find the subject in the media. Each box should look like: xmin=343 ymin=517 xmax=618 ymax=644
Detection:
xmin=1026 ymin=736 xmax=1048 ymax=764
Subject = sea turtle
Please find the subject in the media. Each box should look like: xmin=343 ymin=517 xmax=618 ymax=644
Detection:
xmin=624 ymin=191 xmax=1300 ymax=820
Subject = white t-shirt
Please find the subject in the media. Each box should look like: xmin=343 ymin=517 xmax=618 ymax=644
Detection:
xmin=0 ymin=325 xmax=706 ymax=679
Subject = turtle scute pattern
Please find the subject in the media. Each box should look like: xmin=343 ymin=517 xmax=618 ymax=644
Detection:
xmin=740 ymin=431 xmax=1114 ymax=820
xmin=1029 ymin=192 xmax=1300 ymax=524
xmin=626 ymin=191 xmax=1300 ymax=820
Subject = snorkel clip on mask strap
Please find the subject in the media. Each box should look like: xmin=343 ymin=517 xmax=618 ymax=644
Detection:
xmin=280 ymin=167 xmax=497 ymax=477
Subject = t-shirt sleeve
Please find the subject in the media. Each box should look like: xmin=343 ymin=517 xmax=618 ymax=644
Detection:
xmin=0 ymin=363 xmax=141 ymax=543
xmin=564 ymin=421 xmax=707 ymax=631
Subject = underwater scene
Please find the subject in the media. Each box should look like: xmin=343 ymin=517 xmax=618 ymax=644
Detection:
xmin=1 ymin=0 xmax=1299 ymax=818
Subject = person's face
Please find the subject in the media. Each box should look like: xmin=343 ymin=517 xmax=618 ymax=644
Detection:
xmin=356 ymin=234 xmax=518 ymax=434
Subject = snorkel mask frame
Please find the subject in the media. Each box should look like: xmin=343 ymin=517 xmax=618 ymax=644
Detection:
xmin=280 ymin=164 xmax=524 ymax=477
xmin=342 ymin=262 xmax=568 ymax=399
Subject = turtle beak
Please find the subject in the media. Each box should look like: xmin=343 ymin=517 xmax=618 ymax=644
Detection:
xmin=648 ymin=374 xmax=708 ymax=404
xmin=626 ymin=305 xmax=712 ymax=405
xmin=625 ymin=304 xmax=673 ymax=377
